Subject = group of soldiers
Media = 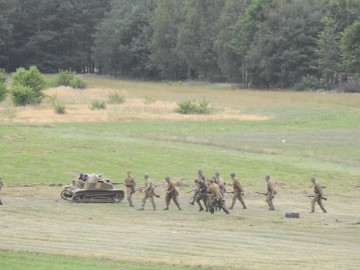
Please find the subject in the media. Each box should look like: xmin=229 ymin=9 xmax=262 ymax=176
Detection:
xmin=123 ymin=169 xmax=327 ymax=214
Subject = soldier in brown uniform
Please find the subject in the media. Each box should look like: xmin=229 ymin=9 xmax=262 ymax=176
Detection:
xmin=215 ymin=172 xmax=226 ymax=196
xmin=265 ymin=175 xmax=276 ymax=211
xmin=228 ymin=173 xmax=247 ymax=210
xmin=208 ymin=178 xmax=230 ymax=214
xmin=309 ymin=176 xmax=327 ymax=213
xmin=138 ymin=174 xmax=156 ymax=211
xmin=124 ymin=171 xmax=136 ymax=207
xmin=189 ymin=169 xmax=206 ymax=206
xmin=163 ymin=176 xmax=182 ymax=210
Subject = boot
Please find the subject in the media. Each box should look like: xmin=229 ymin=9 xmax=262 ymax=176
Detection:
xmin=243 ymin=206 xmax=247 ymax=209
xmin=199 ymin=207 xmax=204 ymax=212
xmin=163 ymin=207 xmax=169 ymax=210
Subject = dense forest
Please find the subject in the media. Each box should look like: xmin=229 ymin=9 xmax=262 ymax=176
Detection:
xmin=0 ymin=0 xmax=359 ymax=89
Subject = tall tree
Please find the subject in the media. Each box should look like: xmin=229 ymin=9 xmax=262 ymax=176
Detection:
xmin=149 ymin=0 xmax=187 ymax=80
xmin=340 ymin=20 xmax=360 ymax=75
xmin=93 ymin=0 xmax=158 ymax=77
xmin=317 ymin=16 xmax=340 ymax=84
xmin=177 ymin=0 xmax=225 ymax=81
xmin=0 ymin=0 xmax=14 ymax=70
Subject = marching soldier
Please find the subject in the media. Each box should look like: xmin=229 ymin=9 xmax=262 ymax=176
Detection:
xmin=138 ymin=174 xmax=156 ymax=211
xmin=228 ymin=173 xmax=247 ymax=210
xmin=124 ymin=170 xmax=136 ymax=207
xmin=309 ymin=176 xmax=327 ymax=213
xmin=215 ymin=172 xmax=226 ymax=196
xmin=189 ymin=169 xmax=206 ymax=205
xmin=163 ymin=176 xmax=182 ymax=210
xmin=193 ymin=178 xmax=208 ymax=212
xmin=208 ymin=178 xmax=229 ymax=214
xmin=0 ymin=178 xmax=3 ymax=205
xmin=264 ymin=175 xmax=276 ymax=211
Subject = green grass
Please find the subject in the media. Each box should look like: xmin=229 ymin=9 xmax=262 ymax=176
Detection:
xmin=0 ymin=251 xmax=199 ymax=270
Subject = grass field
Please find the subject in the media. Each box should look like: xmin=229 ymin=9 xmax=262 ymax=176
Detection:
xmin=0 ymin=76 xmax=359 ymax=269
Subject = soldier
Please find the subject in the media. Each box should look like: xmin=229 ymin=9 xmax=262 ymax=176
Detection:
xmin=309 ymin=176 xmax=327 ymax=213
xmin=163 ymin=176 xmax=182 ymax=210
xmin=194 ymin=178 xmax=208 ymax=212
xmin=138 ymin=174 xmax=156 ymax=211
xmin=124 ymin=170 xmax=136 ymax=207
xmin=215 ymin=172 xmax=226 ymax=196
xmin=189 ymin=169 xmax=206 ymax=205
xmin=208 ymin=178 xmax=230 ymax=214
xmin=0 ymin=178 xmax=3 ymax=205
xmin=228 ymin=173 xmax=247 ymax=210
xmin=264 ymin=175 xmax=276 ymax=211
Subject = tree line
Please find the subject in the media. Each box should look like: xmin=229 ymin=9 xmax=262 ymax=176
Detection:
xmin=0 ymin=0 xmax=359 ymax=89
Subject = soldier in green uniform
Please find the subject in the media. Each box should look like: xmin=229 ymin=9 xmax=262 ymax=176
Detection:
xmin=189 ymin=169 xmax=206 ymax=206
xmin=163 ymin=176 xmax=182 ymax=210
xmin=309 ymin=176 xmax=327 ymax=213
xmin=138 ymin=174 xmax=156 ymax=211
xmin=208 ymin=178 xmax=229 ymax=214
xmin=228 ymin=173 xmax=247 ymax=210
xmin=124 ymin=170 xmax=136 ymax=207
xmin=0 ymin=178 xmax=3 ymax=205
xmin=193 ymin=178 xmax=208 ymax=212
xmin=265 ymin=175 xmax=276 ymax=211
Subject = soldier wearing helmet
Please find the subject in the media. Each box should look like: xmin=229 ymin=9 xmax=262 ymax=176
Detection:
xmin=163 ymin=176 xmax=182 ymax=211
xmin=309 ymin=176 xmax=327 ymax=213
xmin=208 ymin=177 xmax=229 ymax=214
xmin=138 ymin=174 xmax=156 ymax=211
xmin=264 ymin=175 xmax=276 ymax=211
xmin=214 ymin=172 xmax=226 ymax=196
xmin=228 ymin=173 xmax=247 ymax=210
xmin=124 ymin=170 xmax=136 ymax=207
xmin=0 ymin=178 xmax=3 ymax=205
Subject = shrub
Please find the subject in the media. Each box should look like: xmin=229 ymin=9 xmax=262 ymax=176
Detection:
xmin=90 ymin=100 xmax=106 ymax=110
xmin=69 ymin=77 xmax=87 ymax=89
xmin=0 ymin=82 xmax=7 ymax=102
xmin=53 ymin=70 xmax=75 ymax=87
xmin=294 ymin=75 xmax=325 ymax=91
xmin=175 ymin=98 xmax=213 ymax=114
xmin=0 ymin=68 xmax=6 ymax=83
xmin=10 ymin=85 xmax=36 ymax=106
xmin=54 ymin=103 xmax=66 ymax=114
xmin=11 ymin=66 xmax=47 ymax=104
xmin=107 ymin=91 xmax=126 ymax=104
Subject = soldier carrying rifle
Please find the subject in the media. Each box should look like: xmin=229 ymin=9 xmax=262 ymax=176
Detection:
xmin=259 ymin=175 xmax=276 ymax=211
xmin=208 ymin=178 xmax=230 ymax=214
xmin=163 ymin=176 xmax=182 ymax=211
xmin=124 ymin=170 xmax=136 ymax=207
xmin=309 ymin=176 xmax=327 ymax=213
xmin=228 ymin=172 xmax=247 ymax=210
xmin=138 ymin=174 xmax=157 ymax=211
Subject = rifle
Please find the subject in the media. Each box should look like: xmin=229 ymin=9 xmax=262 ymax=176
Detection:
xmin=255 ymin=192 xmax=267 ymax=196
xmin=136 ymin=187 xmax=160 ymax=198
xmin=185 ymin=189 xmax=197 ymax=194
xmin=305 ymin=195 xmax=327 ymax=200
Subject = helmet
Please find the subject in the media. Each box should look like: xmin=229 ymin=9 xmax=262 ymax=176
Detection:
xmin=210 ymin=178 xmax=215 ymax=182
xmin=215 ymin=172 xmax=220 ymax=177
xmin=265 ymin=175 xmax=270 ymax=180
xmin=310 ymin=176 xmax=315 ymax=181
xmin=198 ymin=169 xmax=203 ymax=174
xmin=165 ymin=176 xmax=170 ymax=181
xmin=144 ymin=174 xmax=149 ymax=179
xmin=230 ymin=173 xmax=235 ymax=177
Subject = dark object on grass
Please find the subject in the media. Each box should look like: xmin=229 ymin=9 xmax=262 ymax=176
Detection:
xmin=285 ymin=211 xmax=300 ymax=218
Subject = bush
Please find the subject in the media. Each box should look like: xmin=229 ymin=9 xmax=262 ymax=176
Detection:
xmin=10 ymin=85 xmax=36 ymax=106
xmin=294 ymin=75 xmax=325 ymax=91
xmin=175 ymin=98 xmax=213 ymax=114
xmin=90 ymin=100 xmax=106 ymax=110
xmin=69 ymin=77 xmax=87 ymax=89
xmin=11 ymin=66 xmax=47 ymax=104
xmin=0 ymin=83 xmax=7 ymax=102
xmin=53 ymin=70 xmax=75 ymax=87
xmin=53 ymin=103 xmax=66 ymax=114
xmin=107 ymin=91 xmax=126 ymax=104
xmin=0 ymin=68 xmax=6 ymax=83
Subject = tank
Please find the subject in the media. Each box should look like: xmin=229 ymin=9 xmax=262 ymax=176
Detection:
xmin=61 ymin=173 xmax=124 ymax=203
